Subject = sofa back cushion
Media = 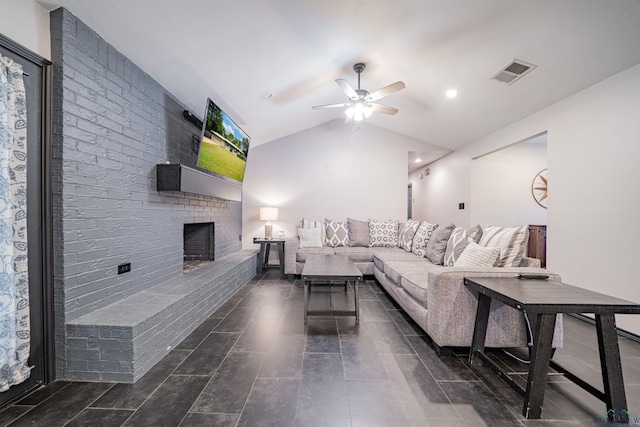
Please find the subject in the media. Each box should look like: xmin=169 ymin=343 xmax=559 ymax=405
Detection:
xmin=398 ymin=219 xmax=421 ymax=252
xmin=347 ymin=218 xmax=370 ymax=247
xmin=324 ymin=219 xmax=349 ymax=247
xmin=443 ymin=224 xmax=483 ymax=266
xmin=411 ymin=222 xmax=438 ymax=257
xmin=478 ymin=224 xmax=529 ymax=267
xmin=368 ymin=219 xmax=400 ymax=247
xmin=425 ymin=223 xmax=456 ymax=265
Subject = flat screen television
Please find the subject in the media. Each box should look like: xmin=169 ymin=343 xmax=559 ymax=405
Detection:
xmin=196 ymin=98 xmax=250 ymax=184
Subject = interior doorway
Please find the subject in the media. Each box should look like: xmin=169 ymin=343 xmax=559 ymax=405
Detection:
xmin=0 ymin=35 xmax=53 ymax=407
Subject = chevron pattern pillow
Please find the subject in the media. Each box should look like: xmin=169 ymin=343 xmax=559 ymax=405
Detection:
xmin=324 ymin=219 xmax=349 ymax=247
xmin=478 ymin=224 xmax=529 ymax=267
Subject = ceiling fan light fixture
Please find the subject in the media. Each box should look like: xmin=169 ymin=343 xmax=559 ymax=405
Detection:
xmin=345 ymin=107 xmax=355 ymax=119
xmin=363 ymin=105 xmax=373 ymax=118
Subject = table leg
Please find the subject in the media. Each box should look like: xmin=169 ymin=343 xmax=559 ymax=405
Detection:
xmin=354 ymin=280 xmax=359 ymax=325
xmin=277 ymin=242 xmax=285 ymax=275
xmin=523 ymin=313 xmax=556 ymax=419
xmin=257 ymin=243 xmax=266 ymax=274
xmin=264 ymin=243 xmax=271 ymax=268
xmin=304 ymin=280 xmax=309 ymax=324
xmin=469 ymin=292 xmax=491 ymax=365
xmin=596 ymin=314 xmax=629 ymax=423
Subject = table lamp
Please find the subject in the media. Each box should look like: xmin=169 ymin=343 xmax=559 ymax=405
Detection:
xmin=259 ymin=207 xmax=278 ymax=239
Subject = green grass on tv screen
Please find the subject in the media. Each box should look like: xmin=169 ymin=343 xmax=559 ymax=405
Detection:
xmin=197 ymin=141 xmax=246 ymax=182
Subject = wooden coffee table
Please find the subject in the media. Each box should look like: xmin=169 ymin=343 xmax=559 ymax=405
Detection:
xmin=302 ymin=255 xmax=363 ymax=324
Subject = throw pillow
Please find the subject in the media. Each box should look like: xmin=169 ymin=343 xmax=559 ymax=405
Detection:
xmin=368 ymin=219 xmax=400 ymax=247
xmin=398 ymin=219 xmax=421 ymax=252
xmin=300 ymin=218 xmax=326 ymax=246
xmin=478 ymin=224 xmax=529 ymax=267
xmin=298 ymin=227 xmax=323 ymax=248
xmin=324 ymin=219 xmax=349 ymax=247
xmin=425 ymin=223 xmax=456 ymax=265
xmin=411 ymin=222 xmax=439 ymax=257
xmin=454 ymin=242 xmax=501 ymax=268
xmin=443 ymin=224 xmax=483 ymax=267
xmin=347 ymin=218 xmax=370 ymax=247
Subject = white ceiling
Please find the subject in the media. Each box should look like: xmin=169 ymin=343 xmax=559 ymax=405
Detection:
xmin=38 ymin=0 xmax=640 ymax=167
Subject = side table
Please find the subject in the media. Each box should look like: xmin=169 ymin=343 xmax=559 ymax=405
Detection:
xmin=253 ymin=238 xmax=285 ymax=275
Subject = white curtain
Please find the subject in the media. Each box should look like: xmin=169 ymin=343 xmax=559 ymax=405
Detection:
xmin=0 ymin=53 xmax=31 ymax=392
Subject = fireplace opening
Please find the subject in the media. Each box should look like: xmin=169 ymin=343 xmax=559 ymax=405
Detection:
xmin=183 ymin=222 xmax=214 ymax=272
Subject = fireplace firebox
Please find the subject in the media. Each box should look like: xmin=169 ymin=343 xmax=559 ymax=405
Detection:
xmin=183 ymin=222 xmax=214 ymax=271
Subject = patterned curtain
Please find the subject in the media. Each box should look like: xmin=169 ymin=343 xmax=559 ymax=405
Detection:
xmin=0 ymin=54 xmax=31 ymax=392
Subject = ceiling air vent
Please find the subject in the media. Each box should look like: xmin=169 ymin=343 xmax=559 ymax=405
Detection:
xmin=491 ymin=59 xmax=537 ymax=85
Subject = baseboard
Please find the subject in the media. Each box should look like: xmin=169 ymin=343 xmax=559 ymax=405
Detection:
xmin=569 ymin=313 xmax=640 ymax=344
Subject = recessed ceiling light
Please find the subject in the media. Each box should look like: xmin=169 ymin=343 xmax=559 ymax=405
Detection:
xmin=415 ymin=158 xmax=422 ymax=163
xmin=446 ymin=89 xmax=458 ymax=99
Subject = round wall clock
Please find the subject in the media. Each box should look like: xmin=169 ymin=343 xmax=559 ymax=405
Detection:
xmin=531 ymin=168 xmax=548 ymax=208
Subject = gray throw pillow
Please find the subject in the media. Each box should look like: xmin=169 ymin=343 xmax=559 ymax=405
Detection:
xmin=443 ymin=224 xmax=483 ymax=267
xmin=425 ymin=223 xmax=456 ymax=265
xmin=324 ymin=218 xmax=349 ymax=247
xmin=347 ymin=218 xmax=370 ymax=247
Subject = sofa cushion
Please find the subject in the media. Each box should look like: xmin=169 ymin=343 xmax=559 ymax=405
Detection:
xmin=296 ymin=247 xmax=335 ymax=262
xmin=398 ymin=219 xmax=421 ymax=252
xmin=478 ymin=224 xmax=529 ymax=267
xmin=425 ymin=223 xmax=455 ymax=265
xmin=454 ymin=242 xmax=500 ymax=268
xmin=298 ymin=227 xmax=323 ymax=248
xmin=324 ymin=219 xmax=349 ymax=247
xmin=411 ymin=222 xmax=438 ymax=257
xmin=369 ymin=219 xmax=400 ymax=247
xmin=334 ymin=246 xmax=376 ymax=262
xmin=372 ymin=249 xmax=425 ymax=271
xmin=400 ymin=269 xmax=432 ymax=306
xmin=347 ymin=218 xmax=370 ymax=247
xmin=443 ymin=224 xmax=483 ymax=267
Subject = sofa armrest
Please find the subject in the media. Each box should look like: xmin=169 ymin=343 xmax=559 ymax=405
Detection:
xmin=426 ymin=266 xmax=562 ymax=348
xmin=284 ymin=236 xmax=299 ymax=275
xmin=519 ymin=256 xmax=541 ymax=268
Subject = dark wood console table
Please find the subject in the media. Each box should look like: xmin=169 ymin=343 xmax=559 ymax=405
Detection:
xmin=464 ymin=277 xmax=640 ymax=423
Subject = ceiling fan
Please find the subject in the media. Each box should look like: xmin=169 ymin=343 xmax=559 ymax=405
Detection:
xmin=312 ymin=63 xmax=405 ymax=121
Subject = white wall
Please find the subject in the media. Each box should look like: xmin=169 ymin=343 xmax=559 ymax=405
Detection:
xmin=242 ymin=119 xmax=443 ymax=247
xmin=419 ymin=64 xmax=640 ymax=335
xmin=470 ymin=137 xmax=547 ymax=227
xmin=1 ymin=0 xmax=51 ymax=59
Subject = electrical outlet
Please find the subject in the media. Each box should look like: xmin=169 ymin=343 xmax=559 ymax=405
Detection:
xmin=118 ymin=263 xmax=131 ymax=274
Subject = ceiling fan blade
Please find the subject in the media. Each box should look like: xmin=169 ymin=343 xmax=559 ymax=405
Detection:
xmin=312 ymin=102 xmax=350 ymax=110
xmin=335 ymin=79 xmax=358 ymax=99
xmin=368 ymin=81 xmax=406 ymax=101
xmin=370 ymin=103 xmax=399 ymax=115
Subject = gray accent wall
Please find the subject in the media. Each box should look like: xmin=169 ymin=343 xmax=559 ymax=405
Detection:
xmin=50 ymin=8 xmax=243 ymax=379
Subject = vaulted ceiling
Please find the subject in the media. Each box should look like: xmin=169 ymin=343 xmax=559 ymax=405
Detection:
xmin=39 ymin=0 xmax=640 ymax=164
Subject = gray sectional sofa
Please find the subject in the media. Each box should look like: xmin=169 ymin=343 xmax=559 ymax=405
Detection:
xmin=284 ymin=219 xmax=563 ymax=353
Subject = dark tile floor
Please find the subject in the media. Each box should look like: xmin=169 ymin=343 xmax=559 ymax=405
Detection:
xmin=1 ymin=270 xmax=639 ymax=426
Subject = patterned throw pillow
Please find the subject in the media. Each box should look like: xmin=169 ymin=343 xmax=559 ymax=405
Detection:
xmin=443 ymin=224 xmax=483 ymax=267
xmin=368 ymin=219 xmax=400 ymax=247
xmin=300 ymin=218 xmax=326 ymax=246
xmin=298 ymin=227 xmax=323 ymax=248
xmin=478 ymin=224 xmax=529 ymax=267
xmin=324 ymin=219 xmax=349 ymax=247
xmin=454 ymin=242 xmax=501 ymax=268
xmin=398 ymin=219 xmax=421 ymax=252
xmin=425 ymin=223 xmax=456 ymax=265
xmin=411 ymin=222 xmax=439 ymax=257
xmin=347 ymin=218 xmax=370 ymax=247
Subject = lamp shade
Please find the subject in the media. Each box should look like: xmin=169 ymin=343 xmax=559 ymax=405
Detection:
xmin=259 ymin=207 xmax=278 ymax=222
